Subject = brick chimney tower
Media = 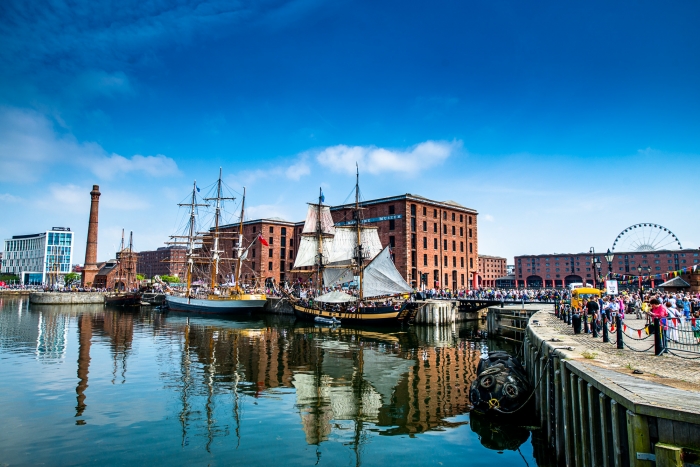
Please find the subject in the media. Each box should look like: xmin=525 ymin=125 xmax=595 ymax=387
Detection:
xmin=81 ymin=185 xmax=101 ymax=287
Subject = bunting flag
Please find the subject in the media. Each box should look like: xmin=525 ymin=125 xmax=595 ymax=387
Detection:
xmin=610 ymin=325 xmax=616 ymax=332
xmin=637 ymin=329 xmax=642 ymax=338
xmin=672 ymin=318 xmax=677 ymax=327
xmin=623 ymin=324 xmax=627 ymax=332
xmin=644 ymin=326 xmax=649 ymax=336
xmin=692 ymin=318 xmax=696 ymax=327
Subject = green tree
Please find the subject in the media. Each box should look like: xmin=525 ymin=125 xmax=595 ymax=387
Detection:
xmin=136 ymin=274 xmax=145 ymax=281
xmin=0 ymin=274 xmax=19 ymax=283
xmin=160 ymin=275 xmax=179 ymax=284
xmin=64 ymin=272 xmax=81 ymax=285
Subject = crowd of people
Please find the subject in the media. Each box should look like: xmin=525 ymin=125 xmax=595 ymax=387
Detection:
xmin=570 ymin=291 xmax=700 ymax=345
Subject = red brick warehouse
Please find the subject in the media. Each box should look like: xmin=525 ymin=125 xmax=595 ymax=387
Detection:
xmin=330 ymin=194 xmax=478 ymax=290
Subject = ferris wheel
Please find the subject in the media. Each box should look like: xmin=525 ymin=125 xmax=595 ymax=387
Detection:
xmin=611 ymin=223 xmax=682 ymax=252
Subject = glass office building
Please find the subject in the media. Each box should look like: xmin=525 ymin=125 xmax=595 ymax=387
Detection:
xmin=1 ymin=228 xmax=74 ymax=285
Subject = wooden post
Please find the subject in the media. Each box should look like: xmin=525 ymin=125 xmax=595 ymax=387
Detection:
xmin=654 ymin=443 xmax=683 ymax=467
xmin=571 ymin=373 xmax=582 ymax=466
xmin=611 ymin=400 xmax=624 ymax=467
xmin=540 ymin=356 xmax=547 ymax=428
xmin=546 ymin=356 xmax=553 ymax=447
xmin=588 ymin=384 xmax=603 ymax=466
xmin=554 ymin=367 xmax=564 ymax=464
xmin=626 ymin=411 xmax=652 ymax=467
xmin=600 ymin=393 xmax=611 ymax=467
xmin=562 ymin=361 xmax=574 ymax=467
xmin=579 ymin=378 xmax=591 ymax=467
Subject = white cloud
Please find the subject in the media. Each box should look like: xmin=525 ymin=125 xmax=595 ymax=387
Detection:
xmin=245 ymin=204 xmax=293 ymax=221
xmin=0 ymin=193 xmax=22 ymax=202
xmin=232 ymin=157 xmax=311 ymax=185
xmin=483 ymin=214 xmax=495 ymax=222
xmin=92 ymin=154 xmax=180 ymax=179
xmin=285 ymin=160 xmax=310 ymax=180
xmin=0 ymin=106 xmax=179 ymax=182
xmin=316 ymin=140 xmax=461 ymax=176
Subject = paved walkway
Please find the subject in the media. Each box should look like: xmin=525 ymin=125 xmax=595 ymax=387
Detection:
xmin=534 ymin=309 xmax=700 ymax=390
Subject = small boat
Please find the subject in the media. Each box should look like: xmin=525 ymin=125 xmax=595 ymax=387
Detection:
xmin=105 ymin=291 xmax=141 ymax=307
xmin=140 ymin=292 xmax=166 ymax=306
xmin=470 ymin=350 xmax=533 ymax=417
xmin=314 ymin=316 xmax=340 ymax=326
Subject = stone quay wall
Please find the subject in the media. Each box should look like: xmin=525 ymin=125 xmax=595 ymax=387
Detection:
xmin=29 ymin=292 xmax=105 ymax=305
xmin=414 ymin=300 xmax=456 ymax=325
xmin=524 ymin=308 xmax=700 ymax=467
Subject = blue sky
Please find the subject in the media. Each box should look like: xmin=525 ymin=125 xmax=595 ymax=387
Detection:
xmin=1 ymin=0 xmax=699 ymax=264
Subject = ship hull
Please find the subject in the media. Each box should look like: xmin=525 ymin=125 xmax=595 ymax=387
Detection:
xmin=165 ymin=294 xmax=267 ymax=313
xmin=292 ymin=303 xmax=406 ymax=326
xmin=104 ymin=292 xmax=142 ymax=307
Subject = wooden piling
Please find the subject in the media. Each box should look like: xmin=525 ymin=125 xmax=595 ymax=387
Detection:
xmin=571 ymin=373 xmax=582 ymax=466
xmin=610 ymin=399 xmax=624 ymax=467
xmin=562 ymin=361 xmax=574 ymax=467
xmin=600 ymin=393 xmax=611 ymax=467
xmin=578 ymin=378 xmax=590 ymax=467
xmin=626 ymin=411 xmax=652 ymax=467
xmin=587 ymin=383 xmax=603 ymax=467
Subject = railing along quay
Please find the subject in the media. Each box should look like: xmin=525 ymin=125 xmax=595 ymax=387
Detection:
xmin=554 ymin=303 xmax=700 ymax=359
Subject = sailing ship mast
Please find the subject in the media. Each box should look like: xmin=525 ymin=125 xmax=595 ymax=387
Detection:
xmin=234 ymin=187 xmax=246 ymax=294
xmin=117 ymin=229 xmax=125 ymax=291
xmin=127 ymin=231 xmax=134 ymax=290
xmin=316 ymin=187 xmax=324 ymax=295
xmin=354 ymin=166 xmax=364 ymax=299
xmin=205 ymin=168 xmax=234 ymax=291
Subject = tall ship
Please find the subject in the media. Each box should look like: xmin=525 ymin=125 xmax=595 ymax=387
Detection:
xmin=104 ymin=230 xmax=142 ymax=307
xmin=286 ymin=169 xmax=414 ymax=326
xmin=164 ymin=170 xmax=267 ymax=313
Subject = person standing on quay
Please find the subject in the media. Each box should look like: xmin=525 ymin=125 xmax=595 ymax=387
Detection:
xmin=586 ymin=298 xmax=600 ymax=337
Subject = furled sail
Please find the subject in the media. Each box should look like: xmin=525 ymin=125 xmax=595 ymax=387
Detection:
xmin=328 ymin=226 xmax=382 ymax=263
xmin=293 ymin=236 xmax=334 ymax=268
xmin=302 ymin=204 xmax=336 ymax=235
xmin=361 ymin=247 xmax=412 ymax=298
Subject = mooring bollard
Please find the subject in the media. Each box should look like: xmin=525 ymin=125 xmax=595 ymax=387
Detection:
xmin=653 ymin=317 xmax=663 ymax=356
xmin=602 ymin=316 xmax=609 ymax=343
xmin=616 ymin=314 xmax=623 ymax=349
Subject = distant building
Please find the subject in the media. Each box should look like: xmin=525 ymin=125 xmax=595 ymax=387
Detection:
xmin=94 ymin=247 xmax=138 ymax=290
xmin=330 ymin=194 xmax=479 ymax=290
xmin=137 ymin=246 xmax=186 ymax=278
xmin=1 ymin=227 xmax=74 ymax=285
xmin=477 ymin=255 xmax=507 ymax=288
xmin=219 ymin=218 xmax=301 ymax=286
xmin=515 ymin=248 xmax=700 ymax=289
xmin=215 ymin=195 xmax=479 ymax=290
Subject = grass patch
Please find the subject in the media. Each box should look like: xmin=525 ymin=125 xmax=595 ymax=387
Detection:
xmin=581 ymin=350 xmax=598 ymax=360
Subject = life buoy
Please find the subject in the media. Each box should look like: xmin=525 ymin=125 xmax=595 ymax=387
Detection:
xmin=394 ymin=305 xmax=400 ymax=311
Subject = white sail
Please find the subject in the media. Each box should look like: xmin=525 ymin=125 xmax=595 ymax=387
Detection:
xmin=302 ymin=204 xmax=335 ymax=235
xmin=328 ymin=226 xmax=382 ymax=263
xmin=361 ymin=247 xmax=412 ymax=298
xmin=294 ymin=236 xmax=334 ymax=268
xmin=323 ymin=264 xmax=354 ymax=287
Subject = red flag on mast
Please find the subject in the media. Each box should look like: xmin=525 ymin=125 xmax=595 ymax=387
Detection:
xmin=257 ymin=234 xmax=269 ymax=247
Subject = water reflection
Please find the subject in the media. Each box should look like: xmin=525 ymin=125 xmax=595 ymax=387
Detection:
xmin=0 ymin=298 xmax=547 ymax=466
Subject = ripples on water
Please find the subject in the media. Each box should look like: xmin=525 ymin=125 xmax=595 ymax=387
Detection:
xmin=0 ymin=297 xmax=550 ymax=466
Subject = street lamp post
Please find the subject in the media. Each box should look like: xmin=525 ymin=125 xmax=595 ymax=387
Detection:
xmin=594 ymin=257 xmax=602 ymax=291
xmin=604 ymin=249 xmax=615 ymax=286
xmin=589 ymin=247 xmax=596 ymax=289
